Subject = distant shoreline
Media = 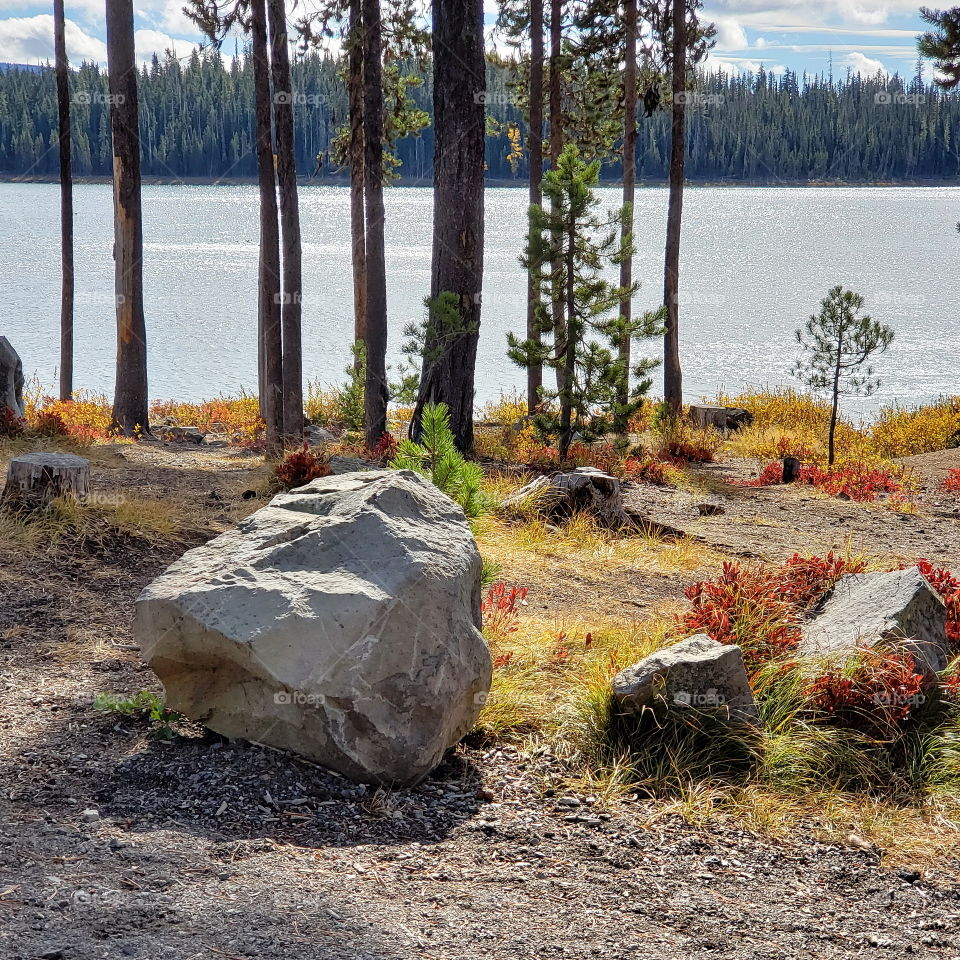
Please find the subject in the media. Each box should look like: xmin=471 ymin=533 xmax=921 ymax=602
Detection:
xmin=4 ymin=174 xmax=960 ymax=188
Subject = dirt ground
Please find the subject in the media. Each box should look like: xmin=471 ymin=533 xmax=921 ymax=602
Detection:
xmin=1 ymin=443 xmax=959 ymax=960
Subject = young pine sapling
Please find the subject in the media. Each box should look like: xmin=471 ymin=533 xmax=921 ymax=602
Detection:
xmin=508 ymin=144 xmax=663 ymax=460
xmin=793 ymin=286 xmax=894 ymax=465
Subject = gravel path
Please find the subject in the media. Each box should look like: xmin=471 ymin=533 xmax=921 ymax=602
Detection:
xmin=1 ymin=442 xmax=959 ymax=959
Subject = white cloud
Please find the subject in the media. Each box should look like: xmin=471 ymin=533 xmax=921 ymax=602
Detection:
xmin=844 ymin=50 xmax=888 ymax=74
xmin=754 ymin=36 xmax=768 ymax=48
xmin=0 ymin=14 xmax=106 ymax=65
xmin=713 ymin=16 xmax=749 ymax=50
xmin=134 ymin=28 xmax=183 ymax=64
xmin=153 ymin=0 xmax=201 ymax=39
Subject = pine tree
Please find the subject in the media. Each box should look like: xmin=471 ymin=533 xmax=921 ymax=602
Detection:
xmin=508 ymin=144 xmax=663 ymax=459
xmin=793 ymin=286 xmax=894 ymax=465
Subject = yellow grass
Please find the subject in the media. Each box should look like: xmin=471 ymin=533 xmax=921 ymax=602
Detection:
xmin=718 ymin=387 xmax=960 ymax=464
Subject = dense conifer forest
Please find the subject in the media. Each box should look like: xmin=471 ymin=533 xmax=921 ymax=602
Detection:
xmin=1 ymin=50 xmax=958 ymax=182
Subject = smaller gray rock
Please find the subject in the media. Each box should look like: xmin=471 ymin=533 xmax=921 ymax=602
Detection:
xmin=306 ymin=424 xmax=337 ymax=446
xmin=800 ymin=566 xmax=950 ymax=675
xmin=80 ymin=808 xmax=100 ymax=823
xmin=328 ymin=455 xmax=377 ymax=474
xmin=612 ymin=634 xmax=758 ymax=723
xmin=153 ymin=424 xmax=205 ymax=444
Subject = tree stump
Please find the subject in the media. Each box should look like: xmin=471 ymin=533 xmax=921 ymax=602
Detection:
xmin=2 ymin=452 xmax=91 ymax=507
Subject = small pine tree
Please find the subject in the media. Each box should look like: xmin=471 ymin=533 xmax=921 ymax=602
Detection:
xmin=793 ymin=286 xmax=894 ymax=465
xmin=392 ymin=403 xmax=487 ymax=518
xmin=507 ymin=143 xmax=663 ymax=459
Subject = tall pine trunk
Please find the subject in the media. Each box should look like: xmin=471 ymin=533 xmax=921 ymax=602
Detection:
xmin=548 ymin=0 xmax=566 ymax=397
xmin=106 ymin=0 xmax=149 ymax=436
xmin=362 ymin=0 xmax=388 ymax=448
xmin=410 ymin=0 xmax=485 ymax=452
xmin=348 ymin=0 xmax=367 ymax=366
xmin=663 ymin=0 xmax=686 ymax=413
xmin=54 ymin=0 xmax=74 ymax=402
xmin=615 ymin=0 xmax=637 ymax=432
xmin=252 ymin=0 xmax=283 ymax=453
xmin=525 ymin=0 xmax=544 ymax=415
xmin=267 ymin=0 xmax=304 ymax=442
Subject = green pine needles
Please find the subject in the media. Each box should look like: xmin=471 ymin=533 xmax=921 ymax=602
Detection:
xmin=508 ymin=143 xmax=664 ymax=458
xmin=793 ymin=285 xmax=894 ymax=465
xmin=392 ymin=403 xmax=487 ymax=518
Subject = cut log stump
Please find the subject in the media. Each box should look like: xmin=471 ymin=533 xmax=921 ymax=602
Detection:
xmin=2 ymin=452 xmax=91 ymax=507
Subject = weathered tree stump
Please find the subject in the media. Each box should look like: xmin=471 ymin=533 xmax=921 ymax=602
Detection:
xmin=689 ymin=405 xmax=753 ymax=433
xmin=2 ymin=452 xmax=91 ymax=507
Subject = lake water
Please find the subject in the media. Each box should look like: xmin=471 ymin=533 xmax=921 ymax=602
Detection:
xmin=1 ymin=182 xmax=957 ymax=416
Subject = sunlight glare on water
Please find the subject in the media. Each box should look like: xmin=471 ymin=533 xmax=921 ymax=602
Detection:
xmin=1 ymin=182 xmax=955 ymax=417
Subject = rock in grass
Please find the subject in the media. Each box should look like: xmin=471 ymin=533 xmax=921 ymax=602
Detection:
xmin=135 ymin=470 xmax=492 ymax=786
xmin=153 ymin=424 xmax=205 ymax=444
xmin=0 ymin=336 xmax=24 ymax=419
xmin=500 ymin=466 xmax=627 ymax=527
xmin=612 ymin=634 xmax=759 ymax=723
xmin=800 ymin=566 xmax=950 ymax=676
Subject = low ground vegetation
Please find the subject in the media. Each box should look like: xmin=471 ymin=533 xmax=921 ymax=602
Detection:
xmin=4 ymin=386 xmax=960 ymax=866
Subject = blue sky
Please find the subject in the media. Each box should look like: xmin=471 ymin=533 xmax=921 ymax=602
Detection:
xmin=0 ymin=0 xmax=933 ymax=82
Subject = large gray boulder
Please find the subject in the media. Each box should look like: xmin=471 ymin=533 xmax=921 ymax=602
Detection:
xmin=135 ymin=470 xmax=492 ymax=786
xmin=500 ymin=466 xmax=627 ymax=527
xmin=0 ymin=336 xmax=25 ymax=418
xmin=612 ymin=634 xmax=758 ymax=723
xmin=800 ymin=566 xmax=950 ymax=676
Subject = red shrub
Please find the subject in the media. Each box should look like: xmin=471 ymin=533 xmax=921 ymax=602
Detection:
xmin=481 ymin=582 xmax=528 ymax=639
xmin=778 ymin=551 xmax=866 ymax=609
xmin=274 ymin=443 xmax=332 ymax=490
xmin=941 ymin=468 xmax=960 ymax=493
xmin=32 ymin=410 xmax=70 ymax=437
xmin=734 ymin=461 xmax=787 ymax=487
xmin=804 ymin=647 xmax=927 ymax=730
xmin=621 ymin=455 xmax=669 ymax=485
xmin=0 ymin=406 xmax=25 ymax=439
xmin=797 ymin=463 xmax=902 ymax=502
xmin=679 ymin=562 xmax=800 ymax=671
xmin=679 ymin=553 xmax=867 ymax=672
xmin=917 ymin=559 xmax=960 ymax=653
xmin=368 ymin=432 xmax=398 ymax=463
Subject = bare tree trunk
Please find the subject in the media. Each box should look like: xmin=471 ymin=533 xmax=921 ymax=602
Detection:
xmin=410 ymin=0 xmax=485 ymax=452
xmin=558 ymin=213 xmax=576 ymax=460
xmin=106 ymin=0 xmax=149 ymax=437
xmin=54 ymin=0 xmax=73 ymax=402
xmin=662 ymin=0 xmax=686 ymax=413
xmin=252 ymin=0 xmax=283 ymax=453
xmin=615 ymin=0 xmax=637 ymax=433
xmin=548 ymin=0 xmax=566 ymax=397
xmin=348 ymin=0 xmax=367 ymax=368
xmin=267 ymin=0 xmax=304 ymax=442
xmin=362 ymin=0 xmax=388 ymax=448
xmin=526 ymin=0 xmax=544 ymax=415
